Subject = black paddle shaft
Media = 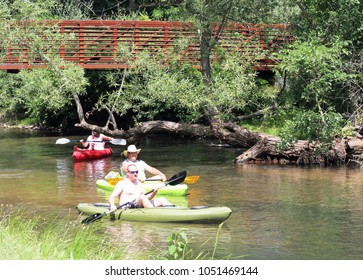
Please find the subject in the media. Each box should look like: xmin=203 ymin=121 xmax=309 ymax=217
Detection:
xmin=81 ymin=170 xmax=187 ymax=224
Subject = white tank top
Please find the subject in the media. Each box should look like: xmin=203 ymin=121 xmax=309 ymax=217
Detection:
xmin=86 ymin=134 xmax=105 ymax=150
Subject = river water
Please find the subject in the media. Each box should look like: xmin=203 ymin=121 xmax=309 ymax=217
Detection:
xmin=1 ymin=128 xmax=363 ymax=260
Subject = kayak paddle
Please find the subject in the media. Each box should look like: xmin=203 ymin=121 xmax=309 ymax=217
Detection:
xmin=81 ymin=170 xmax=187 ymax=224
xmin=56 ymin=137 xmax=126 ymax=145
xmin=107 ymin=174 xmax=199 ymax=185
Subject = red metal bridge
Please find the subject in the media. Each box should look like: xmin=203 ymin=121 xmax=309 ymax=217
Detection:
xmin=0 ymin=20 xmax=293 ymax=71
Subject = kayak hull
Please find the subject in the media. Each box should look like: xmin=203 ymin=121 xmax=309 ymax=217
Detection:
xmin=72 ymin=147 xmax=113 ymax=161
xmin=77 ymin=203 xmax=232 ymax=223
xmin=96 ymin=179 xmax=189 ymax=196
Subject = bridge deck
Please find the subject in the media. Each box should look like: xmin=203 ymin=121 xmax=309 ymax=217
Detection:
xmin=0 ymin=20 xmax=293 ymax=71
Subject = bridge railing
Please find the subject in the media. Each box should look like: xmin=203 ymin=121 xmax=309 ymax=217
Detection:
xmin=0 ymin=20 xmax=293 ymax=71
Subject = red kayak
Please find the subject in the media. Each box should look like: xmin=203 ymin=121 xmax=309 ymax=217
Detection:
xmin=72 ymin=146 xmax=113 ymax=161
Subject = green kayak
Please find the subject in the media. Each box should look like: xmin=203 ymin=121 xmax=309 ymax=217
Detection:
xmin=77 ymin=203 xmax=232 ymax=224
xmin=96 ymin=179 xmax=189 ymax=196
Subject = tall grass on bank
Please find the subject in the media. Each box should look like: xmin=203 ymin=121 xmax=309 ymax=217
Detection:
xmin=162 ymin=223 xmax=229 ymax=260
xmin=0 ymin=209 xmax=126 ymax=260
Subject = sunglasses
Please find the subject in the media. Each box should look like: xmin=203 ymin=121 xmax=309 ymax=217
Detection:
xmin=129 ymin=171 xmax=139 ymax=175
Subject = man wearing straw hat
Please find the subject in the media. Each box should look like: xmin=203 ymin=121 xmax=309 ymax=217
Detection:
xmin=121 ymin=144 xmax=167 ymax=182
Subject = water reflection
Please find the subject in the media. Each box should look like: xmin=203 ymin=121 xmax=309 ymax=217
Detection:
xmin=55 ymin=159 xmax=71 ymax=190
xmin=73 ymin=159 xmax=111 ymax=183
xmin=105 ymin=220 xmax=232 ymax=259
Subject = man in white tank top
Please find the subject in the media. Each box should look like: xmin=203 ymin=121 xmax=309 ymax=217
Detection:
xmin=120 ymin=144 xmax=167 ymax=182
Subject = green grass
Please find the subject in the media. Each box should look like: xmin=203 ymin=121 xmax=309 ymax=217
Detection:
xmin=242 ymin=122 xmax=280 ymax=136
xmin=0 ymin=209 xmax=126 ymax=260
xmin=241 ymin=117 xmax=282 ymax=136
xmin=16 ymin=117 xmax=39 ymax=126
xmin=240 ymin=110 xmax=295 ymax=136
xmin=161 ymin=223 xmax=230 ymax=260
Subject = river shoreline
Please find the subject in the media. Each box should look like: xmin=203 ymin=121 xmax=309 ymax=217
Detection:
xmin=0 ymin=123 xmax=59 ymax=131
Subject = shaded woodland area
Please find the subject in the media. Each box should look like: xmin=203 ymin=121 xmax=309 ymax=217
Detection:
xmin=0 ymin=0 xmax=362 ymax=165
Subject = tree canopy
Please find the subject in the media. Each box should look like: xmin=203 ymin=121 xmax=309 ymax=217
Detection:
xmin=0 ymin=0 xmax=362 ymax=164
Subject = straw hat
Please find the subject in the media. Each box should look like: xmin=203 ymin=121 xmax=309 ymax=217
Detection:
xmin=122 ymin=144 xmax=141 ymax=157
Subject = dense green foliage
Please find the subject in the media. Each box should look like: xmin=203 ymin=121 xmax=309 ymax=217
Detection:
xmin=101 ymin=45 xmax=265 ymax=125
xmin=275 ymin=0 xmax=363 ymax=145
xmin=0 ymin=0 xmax=362 ymax=147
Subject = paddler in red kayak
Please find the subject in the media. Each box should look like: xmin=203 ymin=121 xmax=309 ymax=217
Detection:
xmin=80 ymin=129 xmax=114 ymax=150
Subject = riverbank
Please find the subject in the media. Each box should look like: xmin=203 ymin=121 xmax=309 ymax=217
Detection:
xmin=0 ymin=123 xmax=60 ymax=131
xmin=0 ymin=208 xmax=127 ymax=260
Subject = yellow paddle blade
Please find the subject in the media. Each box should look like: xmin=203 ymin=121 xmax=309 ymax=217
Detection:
xmin=183 ymin=176 xmax=200 ymax=184
xmin=108 ymin=177 xmax=123 ymax=185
